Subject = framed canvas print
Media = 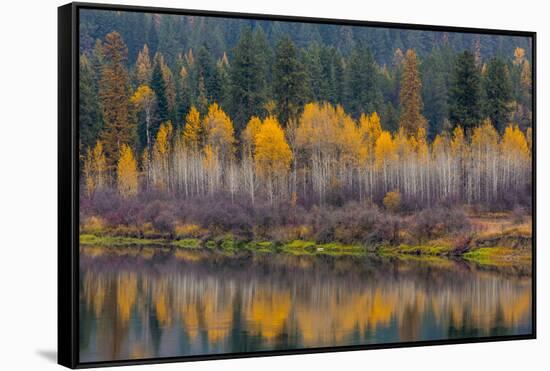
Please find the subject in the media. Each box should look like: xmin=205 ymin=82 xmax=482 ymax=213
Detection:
xmin=58 ymin=2 xmax=536 ymax=368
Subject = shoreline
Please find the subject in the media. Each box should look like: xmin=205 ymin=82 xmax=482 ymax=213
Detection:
xmin=80 ymin=233 xmax=532 ymax=267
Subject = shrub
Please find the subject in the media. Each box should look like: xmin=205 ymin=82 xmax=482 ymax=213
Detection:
xmin=383 ymin=190 xmax=401 ymax=212
xmin=410 ymin=206 xmax=470 ymax=242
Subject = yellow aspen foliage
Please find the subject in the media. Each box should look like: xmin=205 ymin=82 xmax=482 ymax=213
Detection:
xmin=375 ymin=131 xmax=397 ymax=169
xmin=182 ymin=106 xmax=202 ymax=150
xmin=130 ymin=84 xmax=155 ymax=106
xmin=203 ymin=103 xmax=235 ymax=161
xmin=296 ymin=102 xmax=339 ymax=154
xmin=471 ymin=119 xmax=499 ymax=153
xmin=130 ymin=84 xmax=156 ymax=151
xmin=394 ymin=128 xmax=414 ymax=161
xmin=154 ymin=122 xmax=173 ymax=160
xmin=254 ymin=116 xmax=293 ymax=178
xmin=296 ymin=103 xmax=318 ymax=150
xmin=242 ymin=116 xmax=263 ymax=156
xmin=152 ymin=122 xmax=173 ymax=190
xmin=117 ymin=144 xmax=139 ymax=198
xmin=501 ymin=125 xmax=530 ymax=160
xmin=338 ymin=115 xmax=366 ymax=166
xmin=359 ymin=112 xmax=382 ymax=144
xmin=451 ymin=126 xmax=466 ymax=158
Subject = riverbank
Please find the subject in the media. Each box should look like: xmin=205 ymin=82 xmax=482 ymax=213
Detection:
xmin=80 ymin=229 xmax=531 ymax=267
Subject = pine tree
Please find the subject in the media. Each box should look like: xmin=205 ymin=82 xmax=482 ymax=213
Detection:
xmin=151 ymin=53 xmax=169 ymax=128
xmin=482 ymin=57 xmax=512 ymax=132
xmin=399 ymin=49 xmax=427 ymax=136
xmin=273 ymin=36 xmax=308 ymax=126
xmin=229 ymin=27 xmax=268 ymax=131
xmin=79 ymin=54 xmax=102 ymax=154
xmin=98 ymin=32 xmax=135 ymax=170
xmin=134 ymin=44 xmax=152 ymax=85
xmin=345 ymin=45 xmax=381 ymax=118
xmin=196 ymin=45 xmax=222 ymax=105
xmin=449 ymin=50 xmax=482 ymax=133
xmin=421 ymin=52 xmax=448 ymax=138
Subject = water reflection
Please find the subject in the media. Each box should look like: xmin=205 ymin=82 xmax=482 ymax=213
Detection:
xmin=79 ymin=247 xmax=532 ymax=362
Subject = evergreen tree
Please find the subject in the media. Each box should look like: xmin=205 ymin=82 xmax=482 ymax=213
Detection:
xmin=399 ymin=49 xmax=427 ymax=136
xmin=98 ymin=32 xmax=135 ymax=170
xmin=273 ymin=36 xmax=308 ymax=126
xmin=422 ymin=52 xmax=448 ymax=138
xmin=79 ymin=54 xmax=102 ymax=154
xmin=304 ymin=42 xmax=323 ymax=102
xmin=229 ymin=27 xmax=268 ymax=132
xmin=345 ymin=45 xmax=381 ymax=118
xmin=196 ymin=45 xmax=222 ymax=105
xmin=482 ymin=57 xmax=512 ymax=132
xmin=449 ymin=50 xmax=482 ymax=133
xmin=151 ymin=54 xmax=169 ymax=128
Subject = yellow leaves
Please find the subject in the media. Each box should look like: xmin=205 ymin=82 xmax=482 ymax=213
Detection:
xmin=130 ymin=84 xmax=155 ymax=106
xmin=501 ymin=124 xmax=529 ymax=160
xmin=242 ymin=116 xmax=263 ymax=155
xmin=359 ymin=111 xmax=382 ymax=145
xmin=471 ymin=119 xmax=499 ymax=152
xmin=338 ymin=115 xmax=366 ymax=166
xmin=117 ymin=144 xmax=138 ymax=198
xmin=375 ymin=131 xmax=397 ymax=168
xmin=182 ymin=106 xmax=202 ymax=150
xmin=83 ymin=140 xmax=108 ymax=197
xmin=154 ymin=121 xmax=173 ymax=159
xmin=254 ymin=116 xmax=293 ymax=178
xmin=203 ymin=103 xmax=235 ymax=160
xmin=451 ymin=126 xmax=466 ymax=157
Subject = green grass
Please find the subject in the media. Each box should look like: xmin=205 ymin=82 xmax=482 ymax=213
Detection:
xmin=172 ymin=238 xmax=201 ymax=249
xmin=79 ymin=234 xmax=163 ymax=246
xmin=463 ymin=247 xmax=531 ymax=266
xmin=378 ymin=244 xmax=454 ymax=256
xmin=80 ymin=233 xmax=531 ymax=266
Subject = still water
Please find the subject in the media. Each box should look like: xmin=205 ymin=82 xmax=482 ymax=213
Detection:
xmin=79 ymin=246 xmax=532 ymax=363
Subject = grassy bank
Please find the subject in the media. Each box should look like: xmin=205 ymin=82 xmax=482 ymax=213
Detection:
xmin=79 ymin=210 xmax=532 ymax=265
xmin=79 ymin=233 xmax=531 ymax=265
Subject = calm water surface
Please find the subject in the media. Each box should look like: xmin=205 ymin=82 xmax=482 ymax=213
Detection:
xmin=79 ymin=246 xmax=532 ymax=362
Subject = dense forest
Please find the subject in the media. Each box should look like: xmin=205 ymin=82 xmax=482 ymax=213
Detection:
xmin=79 ymin=10 xmax=533 ymax=244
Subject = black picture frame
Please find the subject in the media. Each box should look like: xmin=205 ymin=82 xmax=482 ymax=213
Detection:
xmin=58 ymin=2 xmax=537 ymax=368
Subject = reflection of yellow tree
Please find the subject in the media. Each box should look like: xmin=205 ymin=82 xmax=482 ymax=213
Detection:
xmin=249 ymin=290 xmax=291 ymax=340
xmin=116 ymin=272 xmax=137 ymax=324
